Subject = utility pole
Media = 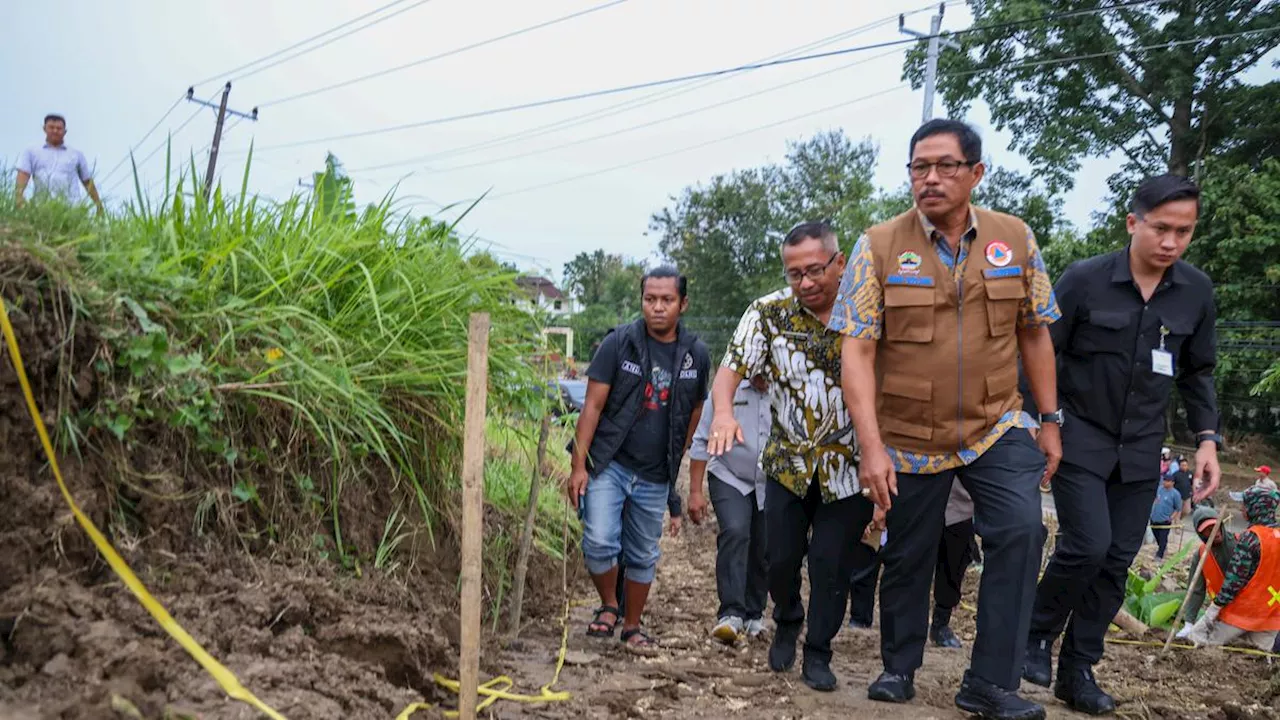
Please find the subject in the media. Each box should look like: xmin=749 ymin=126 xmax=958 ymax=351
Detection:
xmin=900 ymin=3 xmax=962 ymax=123
xmin=185 ymin=84 xmax=258 ymax=200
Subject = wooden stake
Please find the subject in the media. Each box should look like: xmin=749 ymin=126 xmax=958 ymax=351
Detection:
xmin=458 ymin=313 xmax=490 ymax=720
xmin=507 ymin=410 xmax=552 ymax=639
xmin=1162 ymin=511 xmax=1229 ymax=654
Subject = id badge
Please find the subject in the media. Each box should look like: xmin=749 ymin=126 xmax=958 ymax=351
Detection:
xmin=1152 ymin=349 xmax=1174 ymax=377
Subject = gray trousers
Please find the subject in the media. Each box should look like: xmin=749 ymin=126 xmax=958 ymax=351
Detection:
xmin=709 ymin=473 xmax=769 ymax=621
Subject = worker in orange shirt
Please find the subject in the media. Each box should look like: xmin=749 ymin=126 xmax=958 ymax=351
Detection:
xmin=1189 ymin=485 xmax=1280 ymax=651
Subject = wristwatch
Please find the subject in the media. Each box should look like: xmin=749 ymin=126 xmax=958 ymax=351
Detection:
xmin=1038 ymin=410 xmax=1065 ymax=427
xmin=1197 ymin=432 xmax=1224 ymax=450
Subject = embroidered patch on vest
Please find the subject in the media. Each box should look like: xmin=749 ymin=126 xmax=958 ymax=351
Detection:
xmin=985 ymin=241 xmax=1012 ymax=267
xmin=982 ymin=266 xmax=1024 ymax=279
xmin=885 ymin=274 xmax=935 ymax=287
xmin=897 ymin=250 xmax=922 ymax=275
xmin=681 ymin=353 xmax=694 ymax=370
xmin=621 ymin=360 xmax=642 ymax=376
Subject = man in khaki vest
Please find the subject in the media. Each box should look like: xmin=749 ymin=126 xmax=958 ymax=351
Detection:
xmin=828 ymin=119 xmax=1063 ymax=720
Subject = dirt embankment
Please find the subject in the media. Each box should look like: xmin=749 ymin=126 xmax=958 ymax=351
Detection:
xmin=0 ymin=245 xmax=568 ymax=719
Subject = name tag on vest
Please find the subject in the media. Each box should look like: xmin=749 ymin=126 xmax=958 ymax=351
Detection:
xmin=982 ymin=267 xmax=1024 ymax=279
xmin=679 ymin=369 xmax=699 ymax=380
xmin=621 ymin=360 xmax=642 ymax=376
xmin=886 ymin=274 xmax=935 ymax=287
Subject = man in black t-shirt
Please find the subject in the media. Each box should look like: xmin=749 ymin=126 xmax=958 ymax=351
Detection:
xmin=567 ymin=266 xmax=711 ymax=650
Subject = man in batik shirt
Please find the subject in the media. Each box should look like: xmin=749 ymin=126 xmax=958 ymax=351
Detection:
xmin=707 ymin=221 xmax=874 ymax=693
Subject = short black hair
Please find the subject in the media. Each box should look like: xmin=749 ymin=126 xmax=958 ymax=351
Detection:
xmin=909 ymin=118 xmax=982 ymax=164
xmin=1130 ymin=174 xmax=1201 ymax=218
xmin=43 ymin=114 xmax=66 ymax=126
xmin=641 ymin=265 xmax=687 ymax=299
xmin=783 ymin=221 xmax=837 ymax=250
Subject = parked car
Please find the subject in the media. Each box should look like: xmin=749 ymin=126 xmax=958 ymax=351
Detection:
xmin=556 ymin=379 xmax=586 ymax=415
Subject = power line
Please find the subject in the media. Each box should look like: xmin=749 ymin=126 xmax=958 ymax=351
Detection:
xmin=490 ymin=84 xmax=910 ymax=199
xmin=105 ymin=104 xmax=208 ymax=197
xmin=259 ymin=0 xmax=630 ymax=108
xmin=228 ymin=0 xmax=437 ymax=84
xmin=192 ymin=0 xmax=421 ymax=86
xmin=98 ymin=95 xmax=186 ymax=186
xmin=343 ymin=9 xmax=928 ymax=174
xmin=250 ymin=0 xmax=1168 ymax=154
xmin=430 ymin=48 xmax=903 ymax=176
xmin=414 ymin=26 xmax=1280 ymax=201
xmin=943 ymin=25 xmax=1280 ymax=79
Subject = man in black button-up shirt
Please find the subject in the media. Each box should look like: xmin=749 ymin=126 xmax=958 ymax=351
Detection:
xmin=1020 ymin=175 xmax=1223 ymax=715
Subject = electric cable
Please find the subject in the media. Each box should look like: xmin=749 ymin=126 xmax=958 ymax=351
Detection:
xmin=98 ymin=95 xmax=187 ymax=186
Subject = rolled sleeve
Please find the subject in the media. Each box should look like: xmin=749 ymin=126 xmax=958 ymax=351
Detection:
xmin=688 ymin=396 xmax=713 ymax=462
xmin=16 ymin=149 xmax=34 ymax=175
xmin=1018 ymin=229 xmax=1061 ymax=329
xmin=722 ymin=302 xmax=768 ymax=378
xmin=1177 ymin=294 xmax=1220 ymax=433
xmin=827 ymin=234 xmax=883 ymax=340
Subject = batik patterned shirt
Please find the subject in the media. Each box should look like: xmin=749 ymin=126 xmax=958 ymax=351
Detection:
xmin=827 ymin=209 xmax=1061 ymax=474
xmin=722 ymin=288 xmax=859 ymax=502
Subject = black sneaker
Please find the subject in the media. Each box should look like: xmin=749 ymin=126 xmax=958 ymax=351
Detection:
xmin=931 ymin=622 xmax=964 ymax=648
xmin=801 ymin=654 xmax=838 ymax=692
xmin=868 ymin=671 xmax=916 ymax=703
xmin=768 ymin=624 xmax=800 ymax=672
xmin=1022 ymin=638 xmax=1052 ymax=687
xmin=954 ymin=670 xmax=1045 ymax=720
xmin=1054 ymin=663 xmax=1116 ymax=715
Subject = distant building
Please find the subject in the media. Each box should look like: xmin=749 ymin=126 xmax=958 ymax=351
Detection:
xmin=514 ymin=275 xmax=580 ymax=318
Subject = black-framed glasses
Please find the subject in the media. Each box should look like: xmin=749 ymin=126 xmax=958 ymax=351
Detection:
xmin=783 ymin=252 xmax=838 ymax=284
xmin=907 ymin=160 xmax=975 ymax=179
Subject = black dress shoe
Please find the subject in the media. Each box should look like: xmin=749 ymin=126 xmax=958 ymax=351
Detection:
xmin=768 ymin=624 xmax=799 ymax=672
xmin=954 ymin=670 xmax=1046 ymax=720
xmin=1055 ymin=664 xmax=1117 ymax=715
xmin=868 ymin=671 xmax=916 ymax=703
xmin=801 ymin=655 xmax=837 ymax=691
xmin=931 ymin=622 xmax=964 ymax=648
xmin=1022 ymin=638 xmax=1052 ymax=688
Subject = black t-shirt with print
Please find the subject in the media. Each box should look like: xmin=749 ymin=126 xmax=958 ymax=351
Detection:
xmin=587 ymin=333 xmax=677 ymax=483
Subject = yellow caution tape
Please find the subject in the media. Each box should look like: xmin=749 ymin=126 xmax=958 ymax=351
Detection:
xmin=2 ymin=293 xmax=577 ymax=719
xmin=0 ymin=296 xmax=287 ymax=720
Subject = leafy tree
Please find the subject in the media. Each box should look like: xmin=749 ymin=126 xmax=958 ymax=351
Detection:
xmin=566 ymin=256 xmax=646 ymax=356
xmin=649 ymin=130 xmax=880 ymax=319
xmin=311 ymin=153 xmax=357 ymax=224
xmin=973 ymin=167 xmax=1069 ymax=246
xmin=906 ymin=0 xmax=1280 ymax=191
xmin=563 ymin=249 xmax=626 ymax=307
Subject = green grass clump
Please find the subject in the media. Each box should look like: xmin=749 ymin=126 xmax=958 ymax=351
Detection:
xmin=0 ymin=151 xmax=544 ymax=561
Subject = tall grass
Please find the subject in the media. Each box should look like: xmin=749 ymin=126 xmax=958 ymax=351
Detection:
xmin=1 ymin=153 xmax=542 ymax=556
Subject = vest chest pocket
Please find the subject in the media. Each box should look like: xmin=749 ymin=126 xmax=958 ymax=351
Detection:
xmin=983 ymin=275 xmax=1026 ymax=337
xmin=884 ymin=285 xmax=935 ymax=343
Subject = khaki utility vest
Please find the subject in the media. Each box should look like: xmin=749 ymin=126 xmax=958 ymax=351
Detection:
xmin=867 ymin=207 xmax=1032 ymax=455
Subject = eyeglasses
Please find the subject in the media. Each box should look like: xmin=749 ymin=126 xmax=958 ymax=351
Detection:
xmin=907 ymin=160 xmax=975 ymax=179
xmin=783 ymin=252 xmax=838 ymax=284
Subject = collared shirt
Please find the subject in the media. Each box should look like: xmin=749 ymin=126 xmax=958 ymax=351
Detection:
xmin=828 ymin=209 xmax=1060 ymax=474
xmin=689 ymin=379 xmax=770 ymax=510
xmin=1025 ymin=247 xmax=1218 ymax=484
xmin=17 ymin=144 xmax=92 ymax=202
xmin=722 ymin=287 xmax=860 ymax=502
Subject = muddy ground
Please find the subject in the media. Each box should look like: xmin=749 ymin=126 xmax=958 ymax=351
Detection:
xmin=3 ymin=445 xmax=1280 ymax=720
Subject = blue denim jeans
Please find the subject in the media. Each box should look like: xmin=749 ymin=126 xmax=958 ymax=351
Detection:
xmin=581 ymin=462 xmax=669 ymax=584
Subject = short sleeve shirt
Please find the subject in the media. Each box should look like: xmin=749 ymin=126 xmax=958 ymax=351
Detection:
xmin=17 ymin=144 xmax=92 ymax=202
xmin=721 ymin=288 xmax=859 ymax=502
xmin=827 ymin=209 xmax=1061 ymax=474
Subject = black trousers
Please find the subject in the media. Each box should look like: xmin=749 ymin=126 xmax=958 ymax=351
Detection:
xmin=709 ymin=473 xmax=769 ymax=621
xmin=848 ymin=519 xmax=975 ymax=626
xmin=880 ymin=429 xmax=1046 ymax=690
xmin=1151 ymin=523 xmax=1171 ymax=559
xmin=769 ymin=476 xmax=874 ymax=663
xmin=1029 ymin=461 xmax=1158 ymax=666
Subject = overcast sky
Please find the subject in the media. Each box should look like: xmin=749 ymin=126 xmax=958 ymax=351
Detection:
xmin=4 ymin=1 xmax=1270 ymax=282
